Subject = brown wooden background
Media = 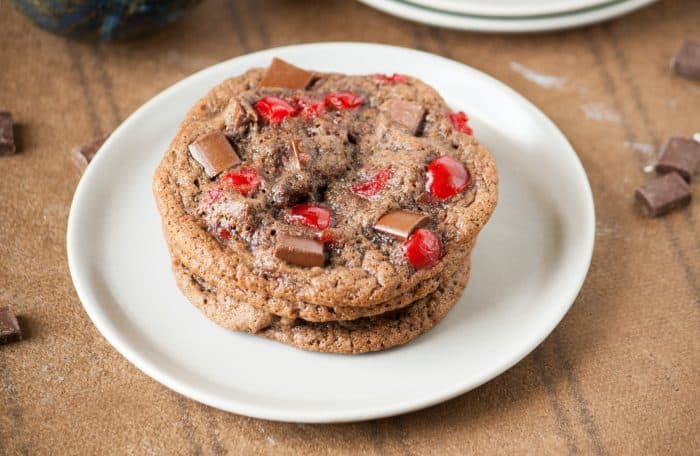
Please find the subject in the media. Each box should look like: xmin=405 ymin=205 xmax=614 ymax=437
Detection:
xmin=1 ymin=0 xmax=698 ymax=454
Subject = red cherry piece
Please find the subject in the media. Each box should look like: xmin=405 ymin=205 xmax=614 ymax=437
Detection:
xmin=254 ymin=96 xmax=299 ymax=124
xmin=324 ymin=92 xmax=364 ymax=110
xmin=426 ymin=156 xmax=470 ymax=200
xmin=374 ymin=73 xmax=408 ymax=84
xmin=448 ymin=111 xmax=473 ymax=135
xmin=402 ymin=229 xmax=442 ymax=270
xmin=351 ymin=168 xmax=392 ymax=198
xmin=218 ymin=228 xmax=231 ymax=240
xmin=222 ymin=167 xmax=261 ymax=197
xmin=293 ymin=96 xmax=326 ymax=119
xmin=287 ymin=204 xmax=331 ymax=230
xmin=316 ymin=228 xmax=343 ymax=246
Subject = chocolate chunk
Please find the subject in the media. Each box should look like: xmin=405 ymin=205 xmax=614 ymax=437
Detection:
xmin=374 ymin=210 xmax=430 ymax=240
xmin=656 ymin=137 xmax=700 ymax=182
xmin=0 ymin=111 xmax=16 ymax=155
xmin=189 ymin=131 xmax=241 ymax=178
xmin=386 ymin=99 xmax=425 ymax=136
xmin=416 ymin=191 xmax=439 ymax=206
xmin=0 ymin=306 xmax=22 ymax=345
xmin=275 ymin=234 xmax=326 ymax=267
xmin=671 ymin=40 xmax=700 ymax=80
xmin=635 ymin=172 xmax=691 ymax=217
xmin=258 ymin=58 xmax=314 ymax=90
xmin=72 ymin=134 xmax=108 ymax=171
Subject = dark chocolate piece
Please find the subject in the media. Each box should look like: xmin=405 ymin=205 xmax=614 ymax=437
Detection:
xmin=188 ymin=131 xmax=241 ymax=178
xmin=0 ymin=306 xmax=22 ymax=345
xmin=374 ymin=210 xmax=430 ymax=240
xmin=635 ymin=172 xmax=691 ymax=217
xmin=671 ymin=40 xmax=700 ymax=80
xmin=0 ymin=111 xmax=16 ymax=155
xmin=416 ymin=191 xmax=439 ymax=206
xmin=656 ymin=137 xmax=700 ymax=182
xmin=72 ymin=134 xmax=108 ymax=171
xmin=275 ymin=234 xmax=325 ymax=267
xmin=258 ymin=58 xmax=314 ymax=90
xmin=386 ymin=99 xmax=425 ymax=135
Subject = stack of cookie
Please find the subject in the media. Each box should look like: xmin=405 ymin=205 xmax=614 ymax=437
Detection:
xmin=153 ymin=59 xmax=498 ymax=354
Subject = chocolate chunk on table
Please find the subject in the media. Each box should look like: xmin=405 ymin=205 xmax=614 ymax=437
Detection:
xmin=374 ymin=210 xmax=429 ymax=240
xmin=275 ymin=234 xmax=326 ymax=267
xmin=656 ymin=137 xmax=700 ymax=182
xmin=671 ymin=40 xmax=700 ymax=80
xmin=0 ymin=111 xmax=16 ymax=155
xmin=635 ymin=172 xmax=691 ymax=217
xmin=386 ymin=99 xmax=425 ymax=136
xmin=188 ymin=131 xmax=241 ymax=178
xmin=72 ymin=134 xmax=108 ymax=171
xmin=0 ymin=306 xmax=22 ymax=345
xmin=258 ymin=58 xmax=314 ymax=89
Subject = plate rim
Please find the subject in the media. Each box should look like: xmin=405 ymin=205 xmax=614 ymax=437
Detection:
xmin=403 ymin=0 xmax=617 ymax=18
xmin=357 ymin=0 xmax=657 ymax=32
xmin=67 ymin=42 xmax=596 ymax=423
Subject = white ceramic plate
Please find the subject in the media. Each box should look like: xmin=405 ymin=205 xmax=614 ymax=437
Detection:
xmin=67 ymin=43 xmax=595 ymax=423
xmin=358 ymin=0 xmax=657 ymax=32
xmin=405 ymin=0 xmax=616 ymax=17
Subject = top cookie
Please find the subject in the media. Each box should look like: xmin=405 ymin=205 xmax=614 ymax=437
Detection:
xmin=153 ymin=59 xmax=498 ymax=307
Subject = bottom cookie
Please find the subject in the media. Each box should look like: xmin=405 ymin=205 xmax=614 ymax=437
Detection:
xmin=173 ymin=257 xmax=472 ymax=354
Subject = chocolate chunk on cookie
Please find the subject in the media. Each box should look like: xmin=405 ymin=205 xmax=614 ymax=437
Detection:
xmin=656 ymin=137 xmax=700 ymax=182
xmin=374 ymin=210 xmax=429 ymax=240
xmin=635 ymin=172 xmax=691 ymax=217
xmin=386 ymin=99 xmax=425 ymax=135
xmin=275 ymin=234 xmax=326 ymax=267
xmin=188 ymin=131 xmax=241 ymax=178
xmin=0 ymin=306 xmax=22 ymax=345
xmin=0 ymin=111 xmax=16 ymax=155
xmin=671 ymin=40 xmax=700 ymax=80
xmin=258 ymin=58 xmax=314 ymax=89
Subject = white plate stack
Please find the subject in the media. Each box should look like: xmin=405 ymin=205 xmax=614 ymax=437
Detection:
xmin=358 ymin=0 xmax=657 ymax=32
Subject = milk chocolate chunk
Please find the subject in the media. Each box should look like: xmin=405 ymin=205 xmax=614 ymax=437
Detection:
xmin=258 ymin=58 xmax=314 ymax=89
xmin=671 ymin=40 xmax=700 ymax=80
xmin=275 ymin=234 xmax=326 ymax=267
xmin=0 ymin=306 xmax=22 ymax=345
xmin=635 ymin=172 xmax=691 ymax=217
xmin=656 ymin=137 xmax=700 ymax=182
xmin=189 ymin=131 xmax=240 ymax=178
xmin=374 ymin=210 xmax=430 ymax=240
xmin=0 ymin=111 xmax=16 ymax=155
xmin=72 ymin=134 xmax=108 ymax=171
xmin=386 ymin=99 xmax=425 ymax=135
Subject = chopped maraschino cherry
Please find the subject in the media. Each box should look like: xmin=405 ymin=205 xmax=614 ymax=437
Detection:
xmin=316 ymin=228 xmax=343 ymax=246
xmin=324 ymin=92 xmax=364 ymax=110
xmin=374 ymin=73 xmax=408 ymax=84
xmin=288 ymin=204 xmax=331 ymax=230
xmin=254 ymin=96 xmax=299 ymax=124
xmin=402 ymin=229 xmax=441 ymax=270
xmin=218 ymin=228 xmax=231 ymax=240
xmin=292 ymin=96 xmax=326 ymax=119
xmin=426 ymin=156 xmax=470 ymax=200
xmin=448 ymin=111 xmax=473 ymax=135
xmin=351 ymin=168 xmax=392 ymax=198
xmin=222 ymin=167 xmax=261 ymax=197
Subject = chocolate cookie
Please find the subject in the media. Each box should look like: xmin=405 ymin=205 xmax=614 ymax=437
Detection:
xmin=173 ymin=255 xmax=471 ymax=354
xmin=153 ymin=62 xmax=497 ymax=308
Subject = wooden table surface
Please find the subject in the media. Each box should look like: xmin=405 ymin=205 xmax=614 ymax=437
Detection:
xmin=1 ymin=0 xmax=698 ymax=454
